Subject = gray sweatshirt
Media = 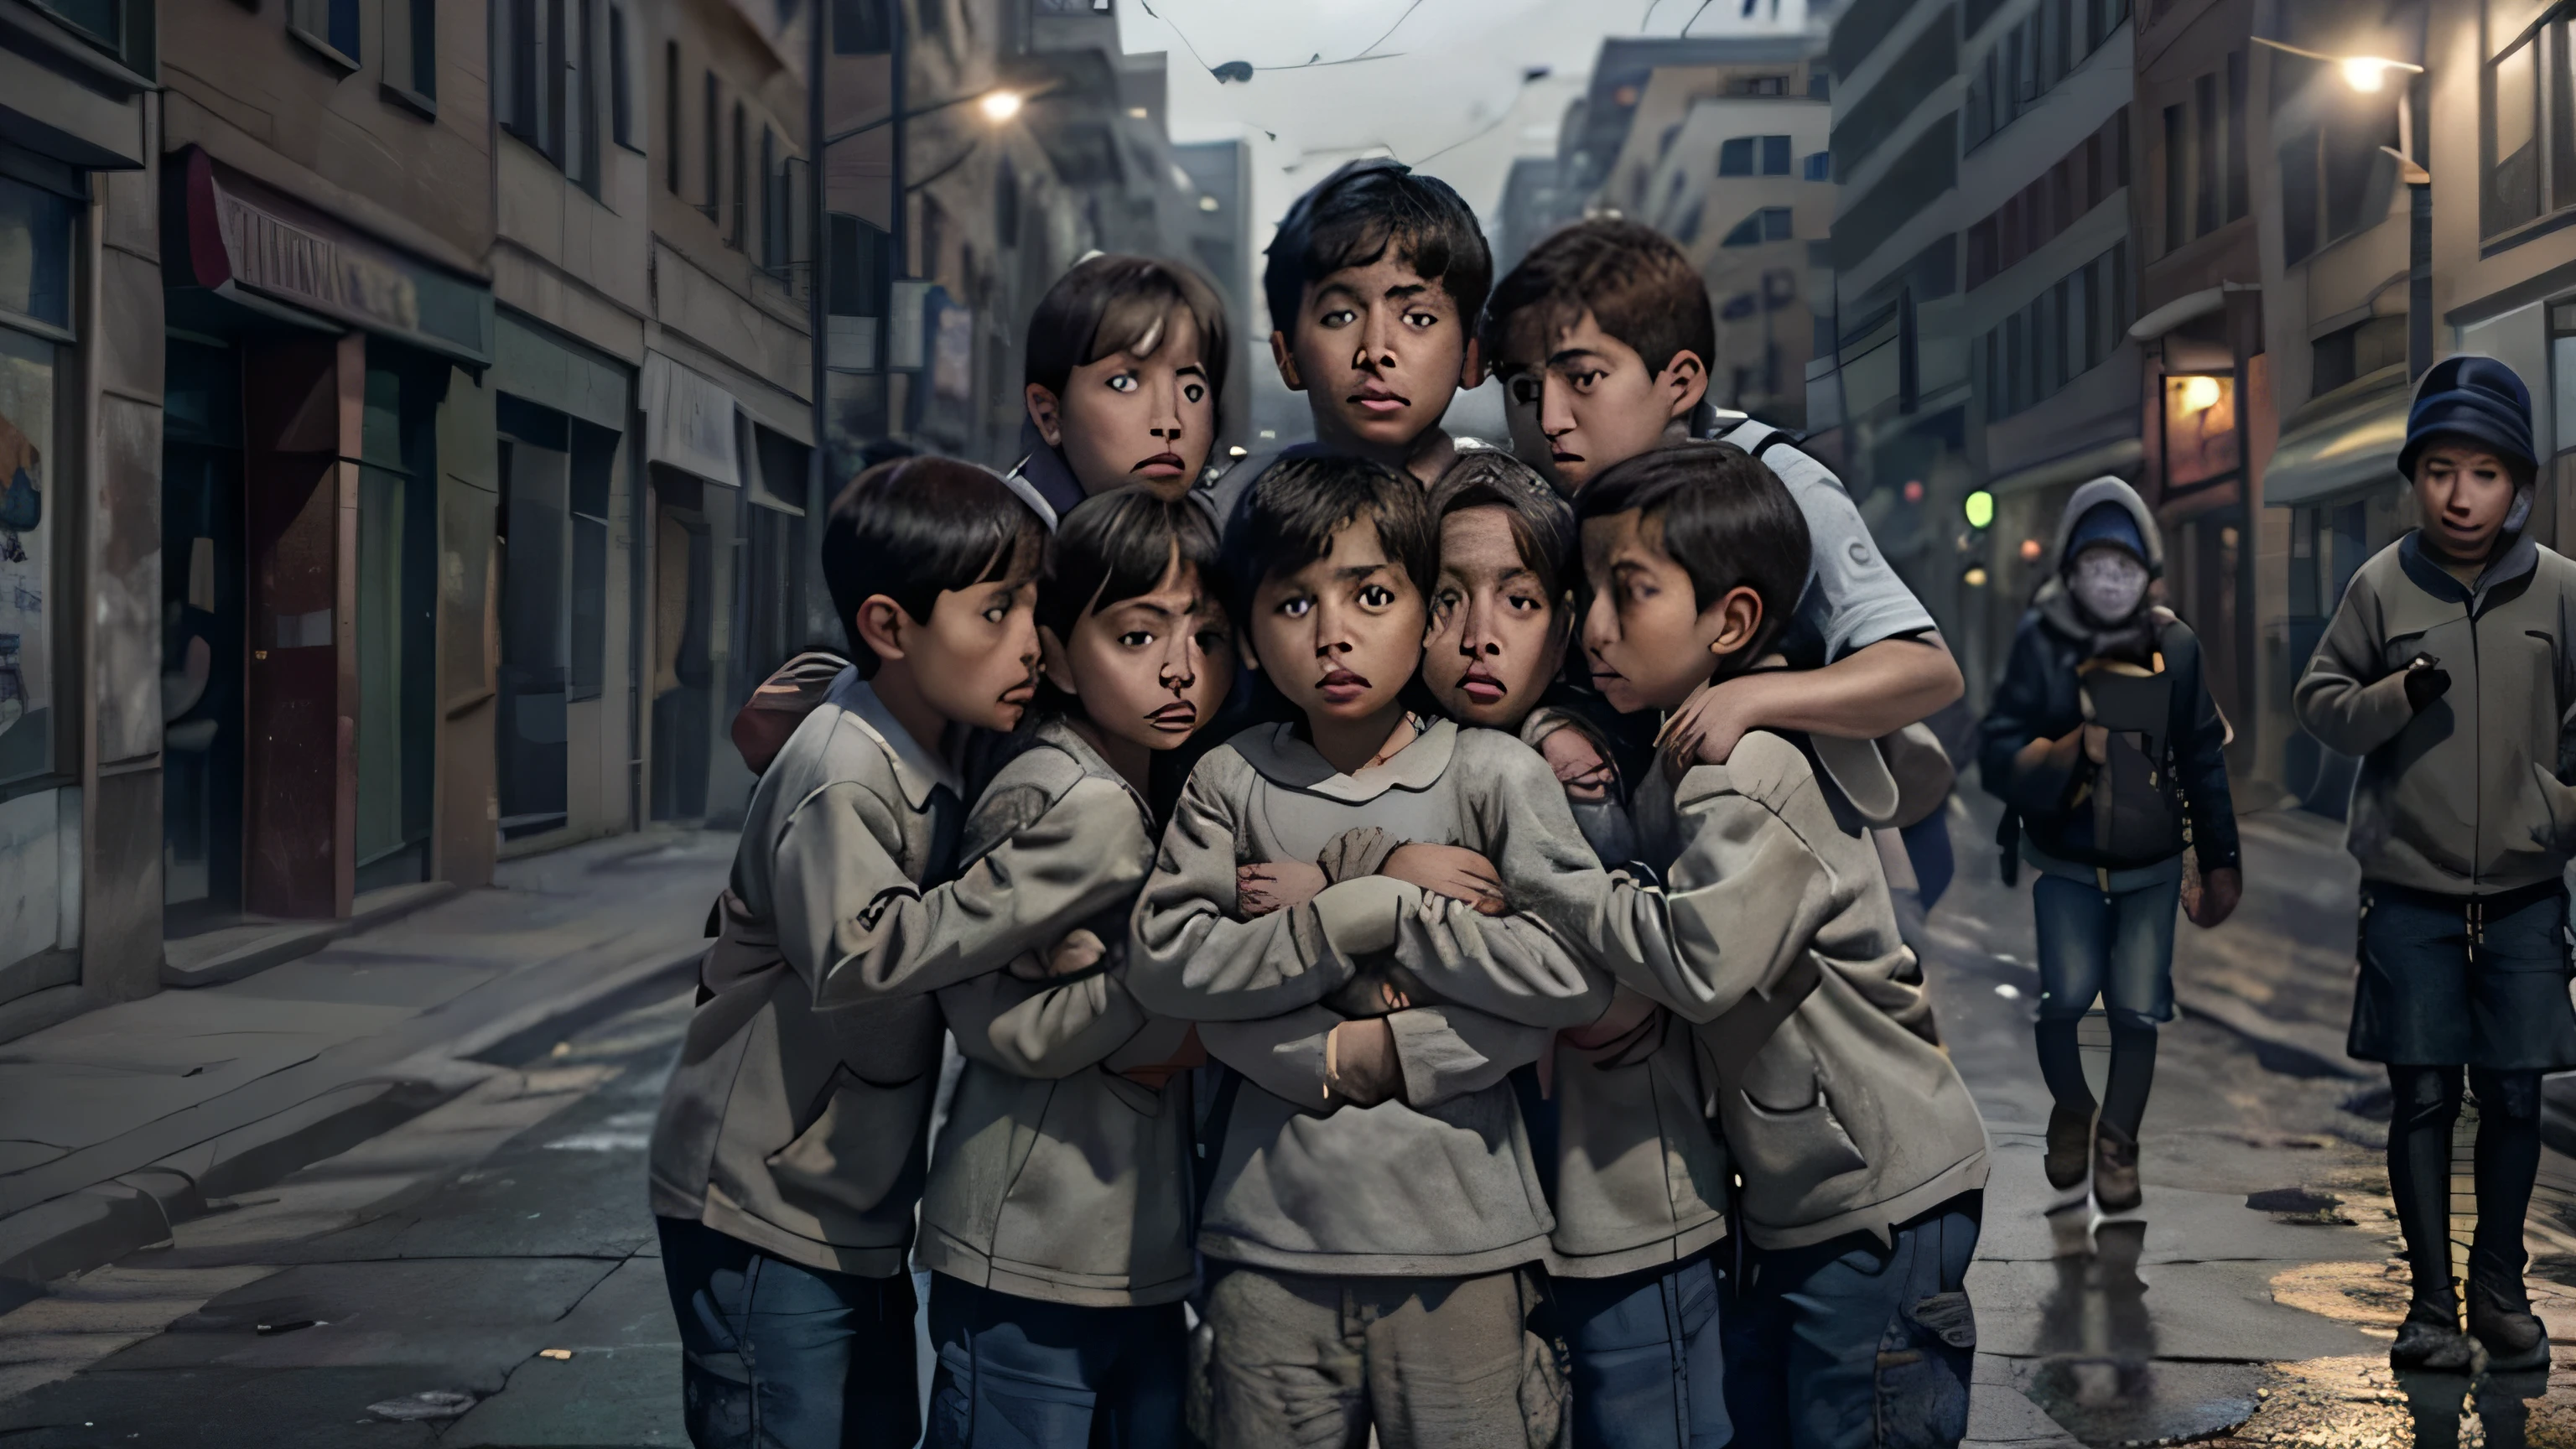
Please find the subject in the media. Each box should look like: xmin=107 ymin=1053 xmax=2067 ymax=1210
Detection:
xmin=646 ymin=671 xmax=963 ymax=1275
xmin=916 ymin=721 xmax=1199 ymax=1307
xmin=1130 ymin=719 xmax=1614 ymax=1276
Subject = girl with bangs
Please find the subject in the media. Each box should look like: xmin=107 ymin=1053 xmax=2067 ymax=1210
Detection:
xmin=1009 ymin=255 xmax=1233 ymax=526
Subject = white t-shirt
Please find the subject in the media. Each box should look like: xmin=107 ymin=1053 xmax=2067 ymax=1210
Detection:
xmin=1708 ymin=418 xmax=1937 ymax=667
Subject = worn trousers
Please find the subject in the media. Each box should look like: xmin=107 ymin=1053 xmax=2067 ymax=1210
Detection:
xmin=657 ymin=1216 xmax=921 ymax=1449
xmin=1203 ymin=1262 xmax=1562 ymax=1449
xmin=1551 ymin=1249 xmax=1731 ymax=1447
xmin=1721 ymin=1193 xmax=1982 ymax=1449
xmin=925 ymin=1274 xmax=1189 ymax=1448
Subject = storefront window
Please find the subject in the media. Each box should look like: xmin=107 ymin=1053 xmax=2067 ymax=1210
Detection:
xmin=0 ymin=177 xmax=75 ymax=331
xmin=0 ymin=326 xmax=55 ymax=787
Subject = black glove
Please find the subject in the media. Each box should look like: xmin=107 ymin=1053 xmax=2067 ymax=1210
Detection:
xmin=2404 ymin=664 xmax=2451 ymax=713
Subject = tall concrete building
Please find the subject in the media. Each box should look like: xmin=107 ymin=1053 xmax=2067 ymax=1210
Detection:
xmin=1171 ymin=136 xmax=1254 ymax=452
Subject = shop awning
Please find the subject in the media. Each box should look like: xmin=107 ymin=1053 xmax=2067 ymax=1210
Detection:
xmin=643 ymin=353 xmax=744 ymax=490
xmin=168 ymin=148 xmax=492 ymax=366
xmin=1987 ymin=436 xmax=2143 ymax=496
xmin=2262 ymin=365 xmax=2410 ymax=508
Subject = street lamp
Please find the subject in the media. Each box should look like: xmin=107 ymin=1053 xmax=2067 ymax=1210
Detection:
xmin=2256 ymin=36 xmax=2431 ymax=380
xmin=979 ymin=90 xmax=1023 ymax=122
xmin=825 ymin=86 xmax=1037 ymax=148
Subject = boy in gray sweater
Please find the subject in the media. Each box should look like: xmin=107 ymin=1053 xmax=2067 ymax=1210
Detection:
xmin=646 ymin=458 xmax=1045 ymax=1449
xmin=1130 ymin=455 xmax=1614 ymax=1449
xmin=1571 ymin=444 xmax=1991 ymax=1449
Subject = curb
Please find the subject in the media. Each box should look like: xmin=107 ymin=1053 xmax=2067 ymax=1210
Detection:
xmin=0 ymin=939 xmax=702 ymax=1294
xmin=160 ymin=881 xmax=464 ymax=989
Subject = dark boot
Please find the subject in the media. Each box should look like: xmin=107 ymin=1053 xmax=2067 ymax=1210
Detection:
xmin=2467 ymin=1275 xmax=2551 ymax=1372
xmin=2044 ymin=1106 xmax=2093 ymax=1190
xmin=2391 ymin=1288 xmax=2474 ymax=1372
xmin=2092 ymin=1119 xmax=2141 ymax=1213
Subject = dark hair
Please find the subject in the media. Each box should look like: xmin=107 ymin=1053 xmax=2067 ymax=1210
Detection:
xmin=1262 ymin=158 xmax=1493 ymax=342
xmin=1482 ymin=219 xmax=1716 ymax=385
xmin=821 ymin=456 xmax=1045 ymax=678
xmin=1039 ymin=488 xmax=1231 ymax=642
xmin=1428 ymin=449 xmax=1577 ymax=606
xmin=1219 ymin=453 xmax=1436 ymax=635
xmin=1576 ymin=442 xmax=1810 ymax=658
xmin=1026 ymin=253 xmax=1232 ymax=404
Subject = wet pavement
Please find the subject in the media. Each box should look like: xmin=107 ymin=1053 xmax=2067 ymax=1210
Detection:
xmin=0 ymin=800 xmax=2572 ymax=1445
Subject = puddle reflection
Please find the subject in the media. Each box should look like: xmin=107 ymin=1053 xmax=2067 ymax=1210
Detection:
xmin=2388 ymin=1365 xmax=2552 ymax=1449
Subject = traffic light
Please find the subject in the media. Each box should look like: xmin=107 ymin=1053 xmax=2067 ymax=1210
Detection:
xmin=1963 ymin=490 xmax=1995 ymax=530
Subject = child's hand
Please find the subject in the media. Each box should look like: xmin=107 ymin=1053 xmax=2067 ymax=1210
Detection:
xmin=1239 ymin=860 xmax=1328 ymax=917
xmin=1381 ymin=844 xmax=1507 ymax=916
xmin=1657 ymin=678 xmax=1753 ymax=776
xmin=1042 ymin=928 xmax=1107 ymax=977
xmin=1325 ymin=1017 xmax=1402 ymax=1107
xmin=1117 ymin=1026 xmax=1208 ymax=1090
xmin=2082 ymin=723 xmax=2110 ymax=765
xmin=1540 ymin=727 xmax=1617 ymax=802
xmin=2185 ymin=865 xmax=2241 ymax=928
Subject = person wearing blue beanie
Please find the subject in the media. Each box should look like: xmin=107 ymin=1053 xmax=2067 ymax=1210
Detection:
xmin=2297 ymin=353 xmax=2576 ymax=1375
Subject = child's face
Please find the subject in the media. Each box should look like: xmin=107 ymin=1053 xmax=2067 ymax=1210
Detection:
xmin=1040 ymin=556 xmax=1235 ymax=753
xmin=2413 ymin=442 xmax=2520 ymax=560
xmin=1247 ymin=514 xmax=1427 ymax=730
xmin=1498 ymin=309 xmax=1703 ymax=494
xmin=1272 ymin=253 xmax=1481 ymax=460
xmin=1423 ymin=506 xmax=1566 ymax=730
xmin=1579 ymin=508 xmax=1761 ymax=714
xmin=892 ymin=553 xmax=1043 ymax=733
xmin=1027 ymin=306 xmax=1216 ymax=502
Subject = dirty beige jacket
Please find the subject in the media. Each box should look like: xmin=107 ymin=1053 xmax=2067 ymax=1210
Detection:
xmin=1130 ymin=719 xmax=1613 ymax=1276
xmin=1620 ymin=730 xmax=1991 ymax=1251
xmin=916 ymin=721 xmax=1199 ymax=1307
xmin=646 ymin=671 xmax=963 ymax=1275
xmin=2293 ymin=532 xmax=2576 ymax=895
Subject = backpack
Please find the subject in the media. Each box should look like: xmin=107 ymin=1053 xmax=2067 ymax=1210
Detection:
xmin=1997 ymin=615 xmax=2200 ymax=882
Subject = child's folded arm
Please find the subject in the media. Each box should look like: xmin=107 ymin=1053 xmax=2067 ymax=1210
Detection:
xmin=2293 ymin=592 xmax=2415 ymax=758
xmin=1647 ymin=755 xmax=1843 ymax=1026
xmin=1197 ymin=1007 xmax=1337 ymax=1106
xmin=781 ymin=776 xmax=1153 ymax=1008
xmin=1384 ymin=1006 xmax=1552 ymax=1108
xmin=1128 ymin=756 xmax=1370 ymax=1021
xmin=937 ymin=967 xmax=1150 ymax=1080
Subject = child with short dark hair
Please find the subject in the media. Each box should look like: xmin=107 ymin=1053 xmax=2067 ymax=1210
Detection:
xmin=1205 ymin=158 xmax=1493 ymax=527
xmin=912 ymin=490 xmax=1237 ymax=1447
xmin=1572 ymin=444 xmax=1991 ymax=1449
xmin=647 ymin=455 xmax=1046 ymax=1449
xmin=1130 ymin=452 xmax=1615 ymax=1447
xmin=1483 ymin=219 xmax=1962 ymax=778
xmin=1010 ymin=254 xmax=1233 ymax=525
xmin=2296 ymin=355 xmax=2576 ymax=1374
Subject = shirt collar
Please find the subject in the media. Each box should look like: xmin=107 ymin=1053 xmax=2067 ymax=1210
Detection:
xmin=1233 ymin=715 xmax=1459 ymax=803
xmin=830 ymin=669 xmax=963 ymax=810
xmin=1033 ymin=716 xmax=1154 ymax=823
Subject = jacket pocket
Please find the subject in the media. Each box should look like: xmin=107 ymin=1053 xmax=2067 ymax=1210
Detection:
xmin=765 ymin=1064 xmax=929 ymax=1214
xmin=1730 ymin=1081 xmax=1871 ymax=1191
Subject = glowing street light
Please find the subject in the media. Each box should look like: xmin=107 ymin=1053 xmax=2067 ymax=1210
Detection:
xmin=2255 ymin=35 xmax=2431 ymax=380
xmin=2178 ymin=375 xmax=2224 ymax=413
xmin=979 ymin=90 xmax=1024 ymax=122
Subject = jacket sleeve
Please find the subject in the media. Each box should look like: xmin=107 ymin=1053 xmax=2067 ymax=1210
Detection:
xmin=2293 ymin=578 xmax=2415 ymax=757
xmin=1977 ymin=618 xmax=2079 ymax=818
xmin=936 ymin=967 xmax=1150 ymax=1080
xmin=2174 ymin=631 xmax=2241 ymax=871
xmin=1127 ymin=750 xmax=1375 ymax=1021
xmin=1197 ymin=1005 xmax=1549 ymax=1109
xmin=796 ymin=775 xmax=1155 ymax=1008
xmin=1639 ymin=747 xmax=1846 ymax=1025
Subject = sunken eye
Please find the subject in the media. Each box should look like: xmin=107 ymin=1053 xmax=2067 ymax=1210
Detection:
xmin=1568 ymin=370 xmax=1606 ymax=392
xmin=984 ymin=604 xmax=1011 ymax=625
xmin=1278 ymin=595 xmax=1314 ymax=618
xmin=1182 ymin=382 xmax=1207 ymax=404
xmin=1197 ymin=628 xmax=1231 ymax=654
xmin=1405 ymin=309 xmax=1440 ymax=330
xmin=1119 ymin=630 xmax=1155 ymax=649
xmin=1433 ymin=586 xmax=1463 ymax=615
xmin=1106 ymin=373 xmax=1140 ymax=394
xmin=1358 ymin=584 xmax=1396 ymax=609
xmin=1508 ymin=593 xmax=1544 ymax=613
xmin=1319 ymin=308 xmax=1357 ymax=329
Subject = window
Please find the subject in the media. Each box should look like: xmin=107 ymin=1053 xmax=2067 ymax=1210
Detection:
xmin=0 ymin=177 xmax=77 ymax=330
xmin=2311 ymin=314 xmax=2407 ymax=394
xmin=1761 ymin=135 xmax=1792 ymax=175
xmin=1719 ymin=138 xmax=1755 ymax=175
xmin=2277 ymin=50 xmax=2402 ymax=262
xmin=2162 ymin=102 xmax=2187 ymax=251
xmin=1718 ymin=135 xmax=1792 ymax=177
xmin=1804 ymin=151 xmax=1831 ymax=181
xmin=2225 ymin=49 xmax=2249 ymax=223
xmin=834 ymin=0 xmax=891 ymax=53
xmin=610 ymin=4 xmax=633 ymax=149
xmin=730 ymin=101 xmax=747 ymax=249
xmin=497 ymin=0 xmax=594 ymax=184
xmin=1979 ymin=241 xmax=2130 ymax=422
xmin=381 ymin=0 xmax=437 ymax=113
xmin=2484 ymin=3 xmax=2574 ymax=237
xmin=0 ymin=325 xmax=57 ymax=792
xmin=703 ymin=71 xmax=720 ymax=221
xmin=1965 ymin=0 xmax=2126 ymax=153
xmin=1721 ymin=207 xmax=1794 ymax=247
xmin=288 ymin=0 xmax=361 ymax=67
xmin=1965 ymin=109 xmax=2127 ymax=289
xmin=665 ymin=43 xmax=682 ymax=193
xmin=760 ymin=126 xmax=776 ymax=268
xmin=1675 ymin=198 xmax=1705 ymax=245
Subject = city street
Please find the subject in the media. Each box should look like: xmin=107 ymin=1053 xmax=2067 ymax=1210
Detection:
xmin=3 ymin=801 xmax=2575 ymax=1446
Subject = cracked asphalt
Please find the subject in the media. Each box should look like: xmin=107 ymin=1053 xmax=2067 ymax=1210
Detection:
xmin=1 ymin=799 xmax=2573 ymax=1446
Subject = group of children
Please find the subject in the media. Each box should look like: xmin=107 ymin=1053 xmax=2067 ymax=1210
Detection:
xmin=645 ymin=158 xmax=1995 ymax=1449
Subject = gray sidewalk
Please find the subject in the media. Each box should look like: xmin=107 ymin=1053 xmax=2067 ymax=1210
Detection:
xmin=0 ymin=829 xmax=734 ymax=1303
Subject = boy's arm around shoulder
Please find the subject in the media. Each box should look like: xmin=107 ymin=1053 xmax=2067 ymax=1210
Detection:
xmin=2293 ymin=570 xmax=2415 ymax=758
xmin=1383 ymin=733 xmax=1614 ymax=1029
xmin=1128 ymin=747 xmax=1370 ymax=1021
xmin=1651 ymin=733 xmax=1851 ymax=1025
xmin=785 ymin=768 xmax=1152 ymax=1009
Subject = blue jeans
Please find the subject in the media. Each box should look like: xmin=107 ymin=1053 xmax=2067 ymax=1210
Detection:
xmin=927 ymin=1275 xmax=1188 ymax=1448
xmin=2031 ymin=871 xmax=2179 ymax=1028
xmin=1552 ymin=1249 xmax=1730 ymax=1447
xmin=1721 ymin=1194 xmax=1981 ymax=1449
xmin=657 ymin=1216 xmax=921 ymax=1449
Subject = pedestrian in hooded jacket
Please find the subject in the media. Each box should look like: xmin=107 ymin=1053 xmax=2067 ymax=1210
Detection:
xmin=1976 ymin=478 xmax=2241 ymax=1218
xmin=2294 ymin=354 xmax=2576 ymax=1375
